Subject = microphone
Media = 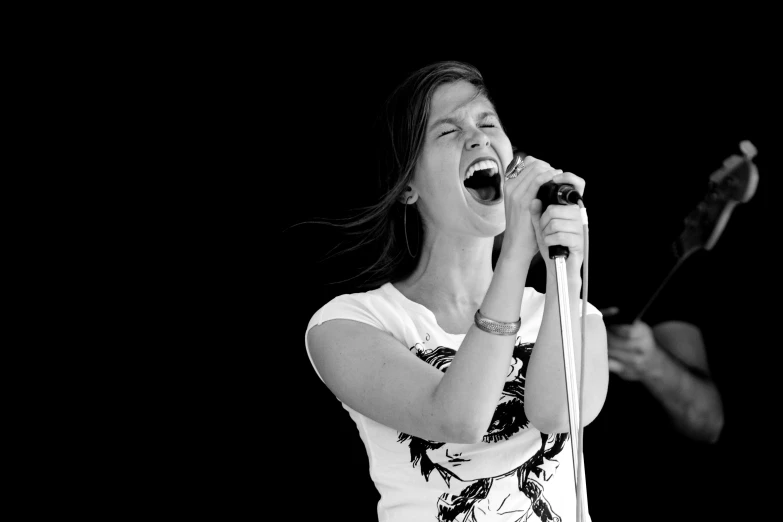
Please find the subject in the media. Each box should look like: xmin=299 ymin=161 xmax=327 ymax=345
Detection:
xmin=537 ymin=182 xmax=582 ymax=259
xmin=505 ymin=150 xmax=583 ymax=211
xmin=505 ymin=150 xmax=583 ymax=257
xmin=536 ymin=182 xmax=582 ymax=211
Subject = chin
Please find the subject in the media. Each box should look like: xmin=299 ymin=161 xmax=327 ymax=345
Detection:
xmin=473 ymin=216 xmax=505 ymax=239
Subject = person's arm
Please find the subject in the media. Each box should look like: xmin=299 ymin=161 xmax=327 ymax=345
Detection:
xmin=606 ymin=318 xmax=724 ymax=443
xmin=307 ymin=250 xmax=532 ymax=445
xmin=521 ymin=253 xmax=608 ymax=433
xmin=521 ymin=165 xmax=609 ymax=435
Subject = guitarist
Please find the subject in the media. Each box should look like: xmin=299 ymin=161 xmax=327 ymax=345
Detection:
xmin=587 ymin=259 xmax=728 ymax=521
xmin=584 ymin=141 xmax=759 ymax=521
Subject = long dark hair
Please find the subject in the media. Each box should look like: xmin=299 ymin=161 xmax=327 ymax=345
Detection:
xmin=312 ymin=61 xmax=493 ymax=291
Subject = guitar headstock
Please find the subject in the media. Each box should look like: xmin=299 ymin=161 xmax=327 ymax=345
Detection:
xmin=674 ymin=141 xmax=760 ymax=262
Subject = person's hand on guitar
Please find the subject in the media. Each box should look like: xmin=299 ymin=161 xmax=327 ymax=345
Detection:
xmin=600 ymin=307 xmax=724 ymax=442
xmin=602 ymin=307 xmax=664 ymax=382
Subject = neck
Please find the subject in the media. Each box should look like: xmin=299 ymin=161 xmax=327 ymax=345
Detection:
xmin=395 ymin=232 xmax=496 ymax=313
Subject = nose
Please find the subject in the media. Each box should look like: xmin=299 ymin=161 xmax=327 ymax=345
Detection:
xmin=466 ymin=128 xmax=490 ymax=150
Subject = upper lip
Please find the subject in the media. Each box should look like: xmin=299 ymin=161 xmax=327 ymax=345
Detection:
xmin=464 ymin=156 xmax=500 ymax=178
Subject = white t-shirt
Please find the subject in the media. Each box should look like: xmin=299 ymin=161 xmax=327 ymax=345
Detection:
xmin=305 ymin=282 xmax=600 ymax=522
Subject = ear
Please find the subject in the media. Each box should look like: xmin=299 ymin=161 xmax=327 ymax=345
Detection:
xmin=398 ymin=186 xmax=419 ymax=205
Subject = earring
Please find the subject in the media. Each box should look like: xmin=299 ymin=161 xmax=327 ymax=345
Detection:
xmin=403 ymin=195 xmax=419 ymax=258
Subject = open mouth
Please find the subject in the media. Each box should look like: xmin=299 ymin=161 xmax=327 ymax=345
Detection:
xmin=464 ymin=159 xmax=502 ymax=204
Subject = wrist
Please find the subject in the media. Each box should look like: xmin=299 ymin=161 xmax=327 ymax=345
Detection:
xmin=545 ymin=271 xmax=583 ymax=290
xmin=495 ymin=245 xmax=535 ymax=270
xmin=643 ymin=346 xmax=675 ymax=383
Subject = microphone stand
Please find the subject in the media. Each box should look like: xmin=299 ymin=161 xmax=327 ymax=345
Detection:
xmin=549 ymin=244 xmax=586 ymax=521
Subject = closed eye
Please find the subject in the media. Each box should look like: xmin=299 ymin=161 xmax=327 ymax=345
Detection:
xmin=480 ymin=114 xmax=501 ymax=129
xmin=438 ymin=129 xmax=458 ymax=137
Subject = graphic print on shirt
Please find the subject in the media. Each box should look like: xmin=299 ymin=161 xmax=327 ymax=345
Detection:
xmin=398 ymin=341 xmax=568 ymax=522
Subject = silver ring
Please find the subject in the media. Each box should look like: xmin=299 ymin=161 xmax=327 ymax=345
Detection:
xmin=505 ymin=157 xmax=525 ymax=180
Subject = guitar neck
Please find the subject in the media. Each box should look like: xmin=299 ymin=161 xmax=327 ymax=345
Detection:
xmin=632 ymin=254 xmax=688 ymax=323
xmin=605 ymin=141 xmax=758 ymax=327
xmin=606 ymin=241 xmax=691 ymax=326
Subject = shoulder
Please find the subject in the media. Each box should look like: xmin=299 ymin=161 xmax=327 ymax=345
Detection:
xmin=304 ymin=285 xmax=416 ymax=385
xmin=307 ymin=284 xmax=403 ymax=333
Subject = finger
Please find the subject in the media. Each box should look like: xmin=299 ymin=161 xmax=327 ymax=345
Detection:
xmin=607 ymin=328 xmax=634 ymax=342
xmin=607 ymin=341 xmax=633 ymax=355
xmin=505 ymin=165 xmax=558 ymax=202
xmin=520 ymin=156 xmax=553 ymax=172
xmin=608 ymin=359 xmax=626 ymax=374
xmin=608 ymin=339 xmax=642 ymax=355
xmin=537 ymin=207 xmax=584 ymax=241
xmin=527 ymin=169 xmax=561 ymax=195
xmin=540 ymin=217 xmax=583 ymax=238
xmin=530 ymin=198 xmax=543 ymax=218
xmin=552 ymin=171 xmax=586 ymax=196
xmin=541 ymin=204 xmax=582 ymax=221
xmin=504 ymin=155 xmax=552 ymax=184
xmin=611 ymin=323 xmax=639 ymax=337
xmin=614 ymin=322 xmax=654 ymax=344
xmin=608 ymin=347 xmax=640 ymax=363
xmin=508 ymin=176 xmax=564 ymax=224
xmin=542 ymin=231 xmax=583 ymax=250
xmin=607 ymin=330 xmax=643 ymax=347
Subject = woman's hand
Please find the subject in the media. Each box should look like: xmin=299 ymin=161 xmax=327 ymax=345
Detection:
xmin=502 ymin=156 xmax=586 ymax=276
xmin=500 ymin=155 xmax=560 ymax=262
xmin=530 ymin=166 xmax=586 ymax=277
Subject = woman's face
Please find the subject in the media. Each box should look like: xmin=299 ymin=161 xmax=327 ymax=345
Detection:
xmin=411 ymin=80 xmax=513 ymax=238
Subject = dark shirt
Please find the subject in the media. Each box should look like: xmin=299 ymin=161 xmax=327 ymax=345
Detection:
xmin=586 ymin=242 xmax=726 ymax=520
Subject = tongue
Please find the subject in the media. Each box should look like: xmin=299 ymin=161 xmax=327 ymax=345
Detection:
xmin=468 ymin=186 xmax=497 ymax=202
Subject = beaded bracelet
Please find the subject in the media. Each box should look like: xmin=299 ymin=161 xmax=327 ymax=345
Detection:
xmin=474 ymin=309 xmax=522 ymax=336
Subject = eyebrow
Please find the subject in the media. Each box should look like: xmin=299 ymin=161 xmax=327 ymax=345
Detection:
xmin=428 ymin=110 xmax=499 ymax=133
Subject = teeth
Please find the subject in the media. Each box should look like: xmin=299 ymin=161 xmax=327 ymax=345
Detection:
xmin=465 ymin=159 xmax=499 ymax=180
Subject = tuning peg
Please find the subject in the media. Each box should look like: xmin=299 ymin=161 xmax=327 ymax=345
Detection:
xmin=739 ymin=140 xmax=757 ymax=160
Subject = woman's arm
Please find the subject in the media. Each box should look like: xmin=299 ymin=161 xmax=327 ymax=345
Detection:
xmin=307 ymin=250 xmax=535 ymax=445
xmin=521 ymin=170 xmax=609 ymax=434
xmin=524 ymin=272 xmax=609 ymax=434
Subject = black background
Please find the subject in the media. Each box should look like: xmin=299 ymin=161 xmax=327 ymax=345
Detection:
xmin=190 ymin=31 xmax=779 ymax=520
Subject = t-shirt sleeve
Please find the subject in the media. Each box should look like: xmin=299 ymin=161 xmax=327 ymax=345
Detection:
xmin=581 ymin=299 xmax=602 ymax=317
xmin=304 ymin=294 xmax=388 ymax=383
